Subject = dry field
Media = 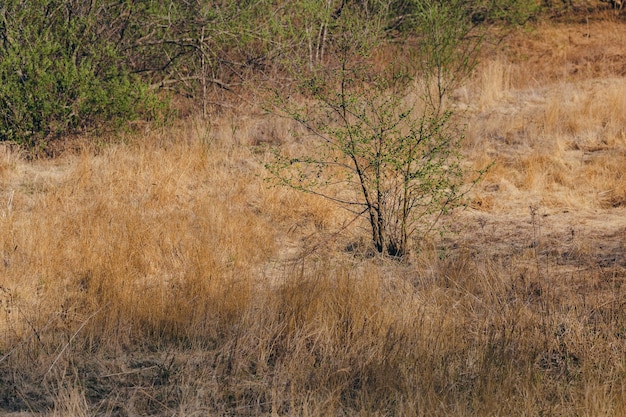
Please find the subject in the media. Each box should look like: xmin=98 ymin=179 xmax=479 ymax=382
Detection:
xmin=1 ymin=19 xmax=626 ymax=416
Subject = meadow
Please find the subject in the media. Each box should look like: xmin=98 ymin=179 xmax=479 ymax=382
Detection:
xmin=1 ymin=18 xmax=626 ymax=416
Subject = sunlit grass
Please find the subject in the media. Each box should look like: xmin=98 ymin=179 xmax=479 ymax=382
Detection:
xmin=1 ymin=20 xmax=626 ymax=416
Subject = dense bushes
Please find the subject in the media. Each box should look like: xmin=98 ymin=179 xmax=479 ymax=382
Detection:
xmin=0 ymin=0 xmax=159 ymax=147
xmin=0 ymin=0 xmax=543 ymax=148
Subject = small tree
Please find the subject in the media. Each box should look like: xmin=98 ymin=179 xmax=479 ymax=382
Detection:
xmin=268 ymin=1 xmax=486 ymax=258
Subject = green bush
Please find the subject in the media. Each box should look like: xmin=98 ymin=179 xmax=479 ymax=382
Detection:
xmin=267 ymin=1 xmax=489 ymax=258
xmin=0 ymin=0 xmax=545 ymax=149
xmin=0 ymin=0 xmax=158 ymax=148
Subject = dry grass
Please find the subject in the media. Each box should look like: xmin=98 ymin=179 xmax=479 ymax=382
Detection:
xmin=2 ymin=20 xmax=626 ymax=416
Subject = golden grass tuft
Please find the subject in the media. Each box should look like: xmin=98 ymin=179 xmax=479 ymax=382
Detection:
xmin=0 ymin=134 xmax=276 ymax=351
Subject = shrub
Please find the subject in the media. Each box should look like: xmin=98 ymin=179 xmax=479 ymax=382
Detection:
xmin=267 ymin=1 xmax=489 ymax=258
xmin=0 ymin=0 xmax=158 ymax=148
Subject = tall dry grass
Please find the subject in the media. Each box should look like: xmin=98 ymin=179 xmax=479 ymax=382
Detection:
xmin=467 ymin=20 xmax=626 ymax=213
xmin=1 ymin=21 xmax=626 ymax=417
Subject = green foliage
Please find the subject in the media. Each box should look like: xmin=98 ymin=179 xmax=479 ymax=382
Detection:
xmin=120 ymin=1 xmax=284 ymax=111
xmin=267 ymin=1 xmax=484 ymax=258
xmin=0 ymin=0 xmax=159 ymax=148
xmin=408 ymin=0 xmax=485 ymax=112
xmin=391 ymin=0 xmax=541 ymax=29
xmin=484 ymin=0 xmax=542 ymax=24
xmin=0 ymin=0 xmax=545 ymax=149
xmin=271 ymin=85 xmax=466 ymax=257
